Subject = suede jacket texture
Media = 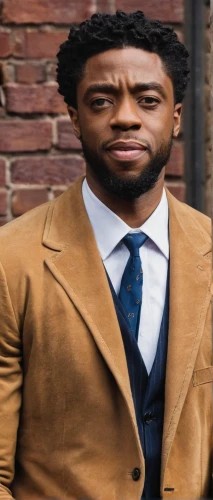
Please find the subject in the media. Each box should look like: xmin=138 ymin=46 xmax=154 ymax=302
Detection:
xmin=0 ymin=176 xmax=212 ymax=500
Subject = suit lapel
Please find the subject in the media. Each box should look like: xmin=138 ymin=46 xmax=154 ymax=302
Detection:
xmin=161 ymin=189 xmax=211 ymax=477
xmin=42 ymin=177 xmax=141 ymax=453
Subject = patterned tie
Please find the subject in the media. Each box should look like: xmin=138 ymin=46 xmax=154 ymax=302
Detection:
xmin=119 ymin=232 xmax=148 ymax=340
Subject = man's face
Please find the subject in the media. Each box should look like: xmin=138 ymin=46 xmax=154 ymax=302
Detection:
xmin=69 ymin=47 xmax=182 ymax=199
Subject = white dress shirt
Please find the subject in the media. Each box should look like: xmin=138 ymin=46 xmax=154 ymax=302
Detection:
xmin=82 ymin=179 xmax=169 ymax=375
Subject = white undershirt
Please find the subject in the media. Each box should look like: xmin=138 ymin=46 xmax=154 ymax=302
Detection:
xmin=82 ymin=179 xmax=169 ymax=375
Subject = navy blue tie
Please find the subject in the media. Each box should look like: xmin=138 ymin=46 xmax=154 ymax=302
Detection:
xmin=119 ymin=232 xmax=148 ymax=340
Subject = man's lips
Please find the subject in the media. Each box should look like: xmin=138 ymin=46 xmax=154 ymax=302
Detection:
xmin=106 ymin=141 xmax=148 ymax=161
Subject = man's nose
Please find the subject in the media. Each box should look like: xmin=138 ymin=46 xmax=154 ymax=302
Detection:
xmin=109 ymin=98 xmax=142 ymax=130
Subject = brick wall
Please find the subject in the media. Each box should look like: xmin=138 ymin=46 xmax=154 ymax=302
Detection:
xmin=0 ymin=0 xmax=187 ymax=224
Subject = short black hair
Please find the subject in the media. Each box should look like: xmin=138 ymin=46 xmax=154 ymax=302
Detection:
xmin=56 ymin=10 xmax=190 ymax=108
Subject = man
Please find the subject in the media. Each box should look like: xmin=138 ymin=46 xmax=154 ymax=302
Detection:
xmin=0 ymin=9 xmax=212 ymax=500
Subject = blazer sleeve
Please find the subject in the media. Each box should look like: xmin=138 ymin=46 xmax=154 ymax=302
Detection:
xmin=0 ymin=261 xmax=22 ymax=499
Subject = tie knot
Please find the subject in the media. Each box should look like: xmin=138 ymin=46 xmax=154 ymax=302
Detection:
xmin=123 ymin=232 xmax=148 ymax=256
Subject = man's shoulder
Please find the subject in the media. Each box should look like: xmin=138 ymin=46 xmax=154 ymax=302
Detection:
xmin=0 ymin=196 xmax=58 ymax=265
xmin=166 ymin=189 xmax=211 ymax=239
xmin=180 ymin=201 xmax=211 ymax=235
xmin=0 ymin=199 xmax=52 ymax=242
xmin=0 ymin=178 xmax=84 ymax=266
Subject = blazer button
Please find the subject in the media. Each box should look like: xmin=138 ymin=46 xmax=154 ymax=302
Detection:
xmin=132 ymin=468 xmax=141 ymax=481
xmin=144 ymin=411 xmax=155 ymax=424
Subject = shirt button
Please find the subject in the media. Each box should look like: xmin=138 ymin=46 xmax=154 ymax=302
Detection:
xmin=144 ymin=412 xmax=155 ymax=424
xmin=132 ymin=467 xmax=141 ymax=481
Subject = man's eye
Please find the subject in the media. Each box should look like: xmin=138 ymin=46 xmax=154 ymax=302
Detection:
xmin=91 ymin=98 xmax=111 ymax=108
xmin=140 ymin=97 xmax=159 ymax=106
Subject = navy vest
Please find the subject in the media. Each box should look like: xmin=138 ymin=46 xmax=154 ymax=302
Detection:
xmin=106 ymin=271 xmax=169 ymax=499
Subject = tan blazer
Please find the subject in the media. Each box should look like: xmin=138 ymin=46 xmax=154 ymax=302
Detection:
xmin=0 ymin=177 xmax=212 ymax=500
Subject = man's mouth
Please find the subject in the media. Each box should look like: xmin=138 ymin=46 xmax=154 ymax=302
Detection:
xmin=106 ymin=141 xmax=148 ymax=161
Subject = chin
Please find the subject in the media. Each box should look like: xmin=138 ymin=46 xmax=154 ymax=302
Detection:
xmin=109 ymin=168 xmax=145 ymax=182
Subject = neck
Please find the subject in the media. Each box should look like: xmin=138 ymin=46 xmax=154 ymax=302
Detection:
xmin=86 ymin=169 xmax=165 ymax=228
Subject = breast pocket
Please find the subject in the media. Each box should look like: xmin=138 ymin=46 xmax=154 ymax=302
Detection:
xmin=193 ymin=366 xmax=213 ymax=386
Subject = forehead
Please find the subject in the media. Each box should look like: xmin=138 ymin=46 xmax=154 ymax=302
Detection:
xmin=80 ymin=47 xmax=172 ymax=92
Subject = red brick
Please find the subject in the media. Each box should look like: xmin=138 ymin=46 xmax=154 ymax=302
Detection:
xmin=57 ymin=120 xmax=82 ymax=150
xmin=53 ymin=189 xmax=66 ymax=198
xmin=12 ymin=29 xmax=25 ymax=58
xmin=115 ymin=0 xmax=183 ymax=23
xmin=3 ymin=63 xmax=15 ymax=84
xmin=0 ymin=218 xmax=8 ymax=226
xmin=0 ymin=191 xmax=7 ymax=216
xmin=0 ymin=107 xmax=6 ymax=118
xmin=0 ymin=159 xmax=6 ymax=186
xmin=6 ymin=83 xmax=67 ymax=114
xmin=12 ymin=189 xmax=48 ymax=216
xmin=25 ymin=30 xmax=69 ymax=59
xmin=2 ymin=0 xmax=94 ymax=25
xmin=96 ymin=0 xmax=114 ymax=12
xmin=46 ymin=63 xmax=57 ymax=81
xmin=16 ymin=63 xmax=45 ymax=84
xmin=0 ymin=32 xmax=11 ymax=57
xmin=0 ymin=79 xmax=6 ymax=105
xmin=11 ymin=30 xmax=69 ymax=60
xmin=165 ymin=182 xmax=185 ymax=202
xmin=11 ymin=156 xmax=85 ymax=185
xmin=0 ymin=120 xmax=52 ymax=152
xmin=165 ymin=141 xmax=184 ymax=177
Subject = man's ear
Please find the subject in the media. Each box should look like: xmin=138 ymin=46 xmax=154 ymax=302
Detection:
xmin=173 ymin=103 xmax=182 ymax=138
xmin=68 ymin=106 xmax=81 ymax=139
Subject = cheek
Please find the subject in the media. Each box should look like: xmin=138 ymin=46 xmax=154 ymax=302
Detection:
xmin=80 ymin=117 xmax=106 ymax=148
xmin=79 ymin=105 xmax=110 ymax=134
xmin=148 ymin=112 xmax=174 ymax=138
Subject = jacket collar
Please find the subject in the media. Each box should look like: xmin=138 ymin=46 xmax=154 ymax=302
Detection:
xmin=82 ymin=178 xmax=169 ymax=260
xmin=43 ymin=177 xmax=211 ymax=258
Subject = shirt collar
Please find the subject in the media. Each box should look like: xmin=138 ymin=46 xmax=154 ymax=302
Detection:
xmin=82 ymin=178 xmax=169 ymax=261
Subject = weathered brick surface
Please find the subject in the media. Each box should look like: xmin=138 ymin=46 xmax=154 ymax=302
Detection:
xmin=0 ymin=0 xmax=197 ymax=220
xmin=115 ymin=0 xmax=183 ymax=22
xmin=12 ymin=189 xmax=49 ymax=216
xmin=12 ymin=29 xmax=25 ymax=58
xmin=11 ymin=156 xmax=85 ymax=184
xmin=0 ymin=191 xmax=7 ymax=216
xmin=0 ymin=32 xmax=11 ymax=58
xmin=3 ymin=63 xmax=15 ymax=84
xmin=2 ymin=0 xmax=95 ymax=25
xmin=57 ymin=120 xmax=82 ymax=150
xmin=46 ymin=63 xmax=57 ymax=81
xmin=166 ymin=141 xmax=184 ymax=177
xmin=0 ymin=218 xmax=8 ymax=226
xmin=24 ymin=31 xmax=69 ymax=59
xmin=16 ymin=63 xmax=45 ymax=84
xmin=6 ymin=83 xmax=67 ymax=114
xmin=96 ymin=0 xmax=115 ymax=12
xmin=0 ymin=160 xmax=6 ymax=186
xmin=53 ymin=189 xmax=66 ymax=198
xmin=11 ymin=30 xmax=69 ymax=60
xmin=0 ymin=120 xmax=52 ymax=152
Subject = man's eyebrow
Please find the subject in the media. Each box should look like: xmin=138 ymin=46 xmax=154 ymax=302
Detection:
xmin=83 ymin=81 xmax=167 ymax=101
xmin=83 ymin=84 xmax=118 ymax=101
xmin=131 ymin=82 xmax=167 ymax=100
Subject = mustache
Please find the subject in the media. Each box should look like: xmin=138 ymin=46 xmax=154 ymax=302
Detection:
xmin=102 ymin=136 xmax=151 ymax=151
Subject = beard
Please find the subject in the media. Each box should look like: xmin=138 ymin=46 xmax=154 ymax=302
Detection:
xmin=80 ymin=134 xmax=173 ymax=200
